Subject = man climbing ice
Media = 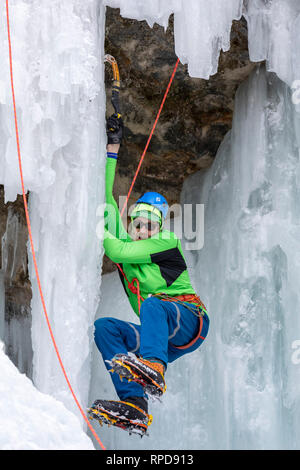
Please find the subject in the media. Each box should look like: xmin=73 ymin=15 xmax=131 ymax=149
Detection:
xmin=88 ymin=114 xmax=210 ymax=436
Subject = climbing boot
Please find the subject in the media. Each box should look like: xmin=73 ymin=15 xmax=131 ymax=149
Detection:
xmin=110 ymin=353 xmax=166 ymax=398
xmin=88 ymin=396 xmax=152 ymax=437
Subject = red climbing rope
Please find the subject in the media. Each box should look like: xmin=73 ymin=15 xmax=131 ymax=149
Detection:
xmin=120 ymin=57 xmax=180 ymax=218
xmin=117 ymin=57 xmax=180 ymax=312
xmin=5 ymin=0 xmax=105 ymax=451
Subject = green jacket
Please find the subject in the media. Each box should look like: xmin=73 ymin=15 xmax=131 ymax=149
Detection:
xmin=103 ymin=155 xmax=197 ymax=317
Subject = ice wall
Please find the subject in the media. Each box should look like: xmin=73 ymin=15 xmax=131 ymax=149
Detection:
xmin=26 ymin=2 xmax=106 ymax=416
xmin=180 ymin=65 xmax=300 ymax=449
xmin=105 ymin=0 xmax=244 ymax=78
xmin=0 ymin=0 xmax=107 ymax=418
xmin=105 ymin=0 xmax=300 ymax=83
xmin=244 ymin=0 xmax=300 ymax=86
xmin=1 ymin=0 xmax=300 ymax=450
xmin=90 ymin=65 xmax=300 ymax=451
xmin=89 ymin=0 xmax=300 ymax=450
xmin=0 ymin=271 xmax=4 ymax=342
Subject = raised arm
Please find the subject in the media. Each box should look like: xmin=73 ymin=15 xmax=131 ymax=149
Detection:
xmin=104 ymin=115 xmax=130 ymax=241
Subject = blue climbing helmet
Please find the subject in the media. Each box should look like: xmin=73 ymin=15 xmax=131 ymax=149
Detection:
xmin=130 ymin=192 xmax=169 ymax=226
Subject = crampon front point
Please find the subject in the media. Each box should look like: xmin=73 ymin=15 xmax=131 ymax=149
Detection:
xmin=88 ymin=399 xmax=152 ymax=437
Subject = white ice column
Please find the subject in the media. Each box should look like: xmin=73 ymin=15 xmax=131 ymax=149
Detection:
xmin=0 ymin=0 xmax=108 ymax=418
xmin=181 ymin=65 xmax=300 ymax=449
xmin=244 ymin=0 xmax=300 ymax=86
xmin=104 ymin=0 xmax=244 ymax=78
xmin=27 ymin=2 xmax=107 ymax=416
xmin=0 ymin=270 xmax=4 ymax=342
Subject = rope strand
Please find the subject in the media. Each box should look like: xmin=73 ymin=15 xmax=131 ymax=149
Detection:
xmin=116 ymin=58 xmax=180 ymax=312
xmin=120 ymin=57 xmax=180 ymax=218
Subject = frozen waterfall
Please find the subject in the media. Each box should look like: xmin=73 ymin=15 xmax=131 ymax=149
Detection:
xmin=0 ymin=0 xmax=300 ymax=450
xmin=0 ymin=0 xmax=107 ymax=418
xmin=89 ymin=65 xmax=300 ymax=450
xmin=181 ymin=65 xmax=300 ymax=450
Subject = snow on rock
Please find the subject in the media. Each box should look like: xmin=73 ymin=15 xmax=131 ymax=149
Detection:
xmin=104 ymin=0 xmax=181 ymax=30
xmin=105 ymin=0 xmax=300 ymax=85
xmin=105 ymin=0 xmax=243 ymax=78
xmin=0 ymin=343 xmax=94 ymax=450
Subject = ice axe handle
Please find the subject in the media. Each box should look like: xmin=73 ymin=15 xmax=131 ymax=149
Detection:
xmin=111 ymin=80 xmax=121 ymax=115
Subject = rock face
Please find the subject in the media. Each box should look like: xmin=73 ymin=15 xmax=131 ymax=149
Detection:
xmin=0 ymin=186 xmax=33 ymax=376
xmin=0 ymin=8 xmax=257 ymax=373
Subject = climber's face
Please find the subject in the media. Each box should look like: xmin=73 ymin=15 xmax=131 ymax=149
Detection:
xmin=131 ymin=216 xmax=160 ymax=240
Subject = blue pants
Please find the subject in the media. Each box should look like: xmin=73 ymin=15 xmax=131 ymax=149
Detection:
xmin=94 ymin=296 xmax=209 ymax=400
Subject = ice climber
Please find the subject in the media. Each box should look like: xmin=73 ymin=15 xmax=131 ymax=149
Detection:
xmin=88 ymin=113 xmax=210 ymax=436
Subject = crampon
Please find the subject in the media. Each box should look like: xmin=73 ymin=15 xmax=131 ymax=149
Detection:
xmin=109 ymin=353 xmax=167 ymax=399
xmin=88 ymin=398 xmax=152 ymax=437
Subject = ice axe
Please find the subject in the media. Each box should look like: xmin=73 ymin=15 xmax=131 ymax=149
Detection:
xmin=104 ymin=54 xmax=121 ymax=117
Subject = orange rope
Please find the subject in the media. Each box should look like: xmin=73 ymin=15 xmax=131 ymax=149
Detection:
xmin=5 ymin=0 xmax=105 ymax=451
xmin=131 ymin=278 xmax=142 ymax=313
xmin=120 ymin=57 xmax=180 ymax=218
xmin=117 ymin=58 xmax=180 ymax=312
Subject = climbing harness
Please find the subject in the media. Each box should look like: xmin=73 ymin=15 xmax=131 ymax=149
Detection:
xmin=6 ymin=0 xmax=105 ymax=450
xmin=151 ymin=293 xmax=207 ymax=317
xmin=150 ymin=293 xmax=208 ymax=350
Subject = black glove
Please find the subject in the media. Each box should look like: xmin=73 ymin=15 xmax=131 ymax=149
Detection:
xmin=106 ymin=113 xmax=124 ymax=145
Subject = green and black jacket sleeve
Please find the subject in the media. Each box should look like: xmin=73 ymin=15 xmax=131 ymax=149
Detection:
xmin=103 ymin=151 xmax=197 ymax=316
